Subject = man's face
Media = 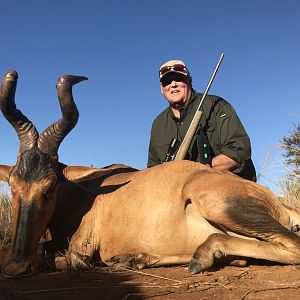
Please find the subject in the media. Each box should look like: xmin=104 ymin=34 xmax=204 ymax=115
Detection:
xmin=160 ymin=73 xmax=192 ymax=110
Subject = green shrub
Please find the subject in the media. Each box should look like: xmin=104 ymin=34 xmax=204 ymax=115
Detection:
xmin=279 ymin=123 xmax=300 ymax=211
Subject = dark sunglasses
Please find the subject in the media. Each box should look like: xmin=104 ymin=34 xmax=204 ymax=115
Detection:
xmin=160 ymin=73 xmax=191 ymax=87
xmin=159 ymin=64 xmax=189 ymax=76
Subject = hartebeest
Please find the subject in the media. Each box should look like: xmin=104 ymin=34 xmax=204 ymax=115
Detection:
xmin=1 ymin=70 xmax=300 ymax=276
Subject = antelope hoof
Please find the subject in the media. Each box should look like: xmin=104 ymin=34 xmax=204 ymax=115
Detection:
xmin=133 ymin=253 xmax=150 ymax=269
xmin=57 ymin=75 xmax=88 ymax=87
xmin=110 ymin=254 xmax=131 ymax=264
xmin=55 ymin=255 xmax=69 ymax=271
xmin=70 ymin=251 xmax=91 ymax=271
xmin=188 ymin=257 xmax=208 ymax=275
xmin=109 ymin=253 xmax=150 ymax=270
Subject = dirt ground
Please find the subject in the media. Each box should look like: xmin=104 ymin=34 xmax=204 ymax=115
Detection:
xmin=1 ymin=262 xmax=300 ymax=300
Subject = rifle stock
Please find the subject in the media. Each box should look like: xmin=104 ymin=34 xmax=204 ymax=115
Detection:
xmin=173 ymin=53 xmax=224 ymax=161
xmin=174 ymin=111 xmax=203 ymax=160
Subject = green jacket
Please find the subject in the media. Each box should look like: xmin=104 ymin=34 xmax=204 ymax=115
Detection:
xmin=147 ymin=90 xmax=256 ymax=181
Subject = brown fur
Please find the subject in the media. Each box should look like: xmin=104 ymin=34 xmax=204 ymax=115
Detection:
xmin=55 ymin=161 xmax=300 ymax=274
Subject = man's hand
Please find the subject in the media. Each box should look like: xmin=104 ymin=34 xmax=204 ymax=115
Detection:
xmin=211 ymin=154 xmax=238 ymax=171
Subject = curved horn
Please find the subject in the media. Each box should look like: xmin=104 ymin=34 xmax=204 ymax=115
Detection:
xmin=0 ymin=70 xmax=39 ymax=151
xmin=38 ymin=75 xmax=88 ymax=155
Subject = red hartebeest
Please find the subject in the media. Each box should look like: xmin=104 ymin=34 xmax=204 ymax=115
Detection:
xmin=0 ymin=70 xmax=300 ymax=276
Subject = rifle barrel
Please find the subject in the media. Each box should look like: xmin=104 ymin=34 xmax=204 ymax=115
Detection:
xmin=174 ymin=53 xmax=224 ymax=161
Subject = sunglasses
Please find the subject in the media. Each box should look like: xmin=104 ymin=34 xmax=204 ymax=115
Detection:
xmin=160 ymin=73 xmax=190 ymax=87
xmin=159 ymin=64 xmax=189 ymax=76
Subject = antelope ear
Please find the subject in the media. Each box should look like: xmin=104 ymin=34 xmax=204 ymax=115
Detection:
xmin=62 ymin=165 xmax=115 ymax=183
xmin=0 ymin=165 xmax=13 ymax=182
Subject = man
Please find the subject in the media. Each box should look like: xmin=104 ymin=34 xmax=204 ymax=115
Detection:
xmin=147 ymin=59 xmax=256 ymax=181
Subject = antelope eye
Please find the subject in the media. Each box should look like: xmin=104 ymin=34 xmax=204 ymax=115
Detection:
xmin=43 ymin=182 xmax=56 ymax=197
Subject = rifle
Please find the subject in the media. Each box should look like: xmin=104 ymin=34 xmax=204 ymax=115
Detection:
xmin=164 ymin=53 xmax=224 ymax=162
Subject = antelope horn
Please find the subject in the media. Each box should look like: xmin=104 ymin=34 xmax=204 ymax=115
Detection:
xmin=0 ymin=70 xmax=38 ymax=151
xmin=38 ymin=75 xmax=88 ymax=155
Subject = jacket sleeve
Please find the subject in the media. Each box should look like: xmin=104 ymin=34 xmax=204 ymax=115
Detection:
xmin=212 ymin=99 xmax=252 ymax=171
xmin=147 ymin=123 xmax=161 ymax=167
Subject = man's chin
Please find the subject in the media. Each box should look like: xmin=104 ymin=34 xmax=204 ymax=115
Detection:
xmin=170 ymin=101 xmax=185 ymax=110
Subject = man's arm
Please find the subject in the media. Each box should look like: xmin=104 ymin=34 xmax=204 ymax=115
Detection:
xmin=147 ymin=127 xmax=161 ymax=167
xmin=211 ymin=98 xmax=253 ymax=174
xmin=211 ymin=154 xmax=238 ymax=171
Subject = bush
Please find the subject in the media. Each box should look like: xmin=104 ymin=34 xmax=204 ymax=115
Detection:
xmin=281 ymin=123 xmax=300 ymax=178
xmin=0 ymin=185 xmax=12 ymax=249
xmin=280 ymin=178 xmax=300 ymax=211
xmin=279 ymin=123 xmax=300 ymax=211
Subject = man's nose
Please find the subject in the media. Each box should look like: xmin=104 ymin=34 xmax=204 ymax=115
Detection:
xmin=170 ymin=80 xmax=178 ymax=87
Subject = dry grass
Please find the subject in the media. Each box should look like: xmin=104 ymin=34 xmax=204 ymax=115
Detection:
xmin=0 ymin=184 xmax=12 ymax=249
xmin=280 ymin=178 xmax=300 ymax=211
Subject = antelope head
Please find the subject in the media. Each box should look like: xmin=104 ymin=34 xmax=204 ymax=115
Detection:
xmin=0 ymin=70 xmax=87 ymax=275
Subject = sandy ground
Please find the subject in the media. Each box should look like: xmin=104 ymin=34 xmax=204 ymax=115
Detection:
xmin=1 ymin=263 xmax=300 ymax=300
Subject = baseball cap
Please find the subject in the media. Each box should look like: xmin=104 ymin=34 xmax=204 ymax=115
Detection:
xmin=159 ymin=60 xmax=190 ymax=81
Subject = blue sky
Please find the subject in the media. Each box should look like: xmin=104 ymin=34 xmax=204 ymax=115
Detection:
xmin=0 ymin=0 xmax=299 ymax=194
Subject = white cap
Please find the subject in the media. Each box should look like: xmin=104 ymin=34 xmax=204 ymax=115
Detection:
xmin=159 ymin=59 xmax=190 ymax=80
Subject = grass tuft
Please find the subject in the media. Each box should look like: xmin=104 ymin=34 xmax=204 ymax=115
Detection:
xmin=0 ymin=184 xmax=12 ymax=249
xmin=279 ymin=177 xmax=300 ymax=211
